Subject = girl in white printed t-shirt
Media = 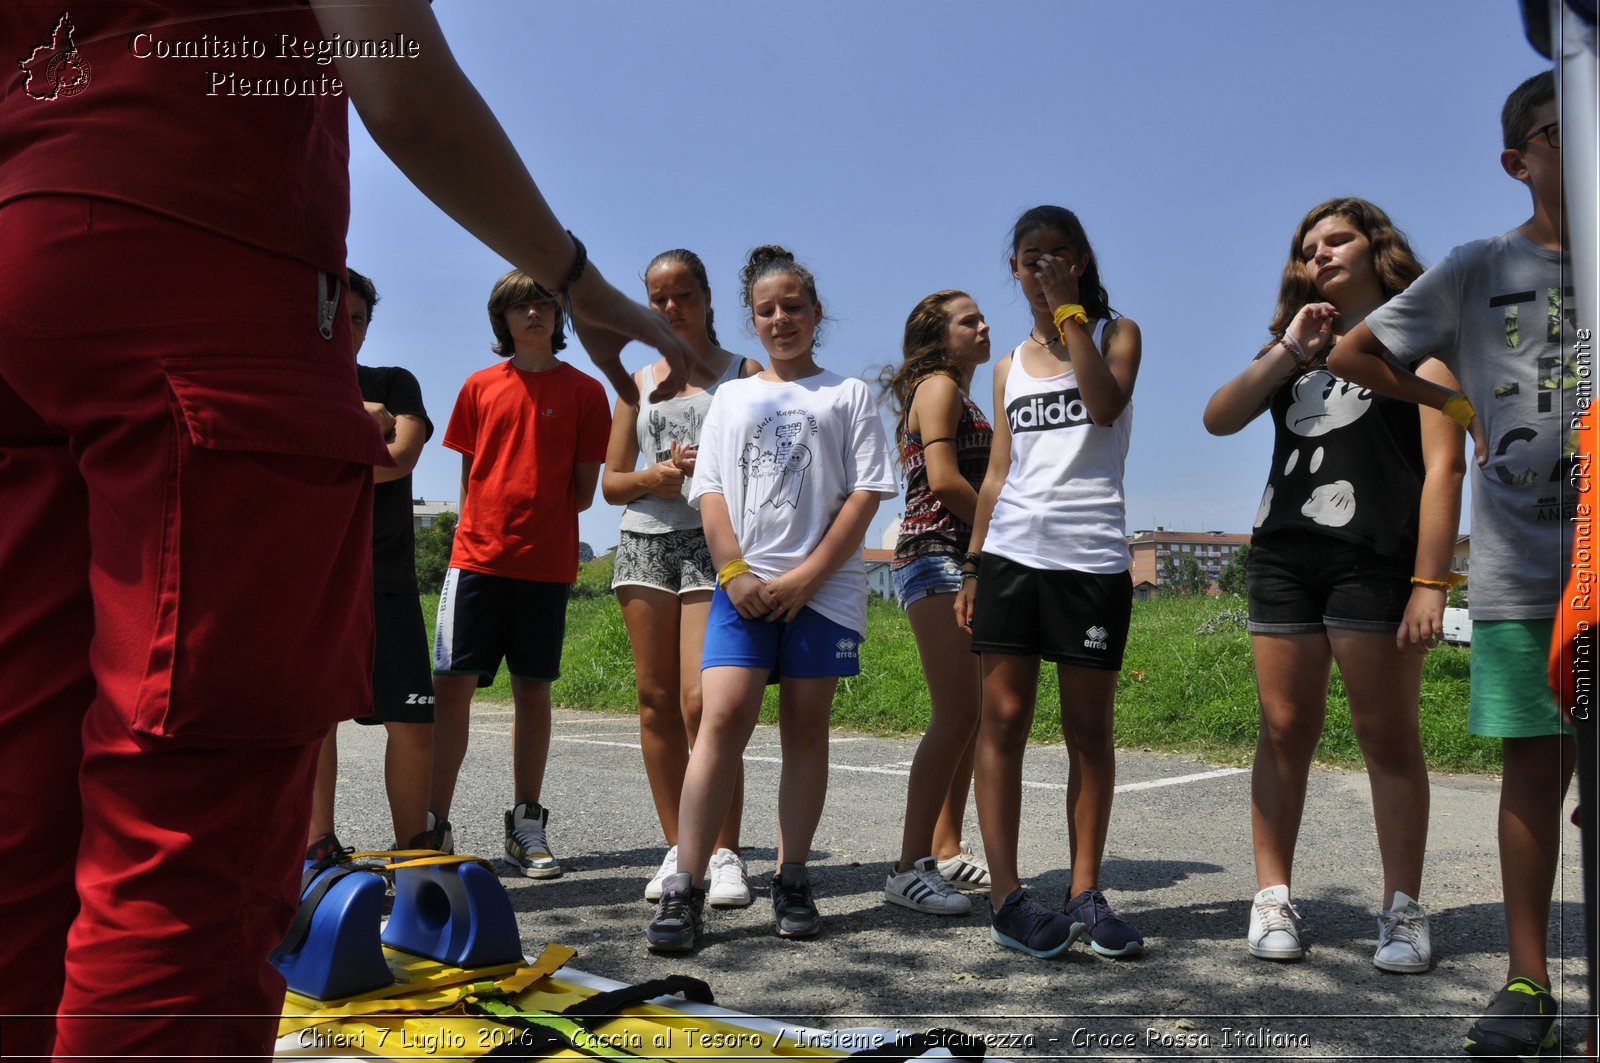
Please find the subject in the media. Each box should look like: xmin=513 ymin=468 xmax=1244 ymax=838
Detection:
xmin=644 ymin=245 xmax=898 ymax=953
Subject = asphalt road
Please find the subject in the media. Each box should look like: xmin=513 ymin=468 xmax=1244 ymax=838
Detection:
xmin=318 ymin=705 xmax=1592 ymax=1061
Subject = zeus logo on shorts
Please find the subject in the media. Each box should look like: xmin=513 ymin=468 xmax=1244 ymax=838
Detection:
xmin=1083 ymin=626 xmax=1109 ymax=651
xmin=405 ymin=694 xmax=436 ymax=705
xmin=834 ymin=638 xmax=858 ymax=660
xmin=1007 ymin=389 xmax=1091 ymax=434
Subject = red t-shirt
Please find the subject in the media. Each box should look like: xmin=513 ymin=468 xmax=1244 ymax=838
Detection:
xmin=444 ymin=361 xmax=610 ymax=583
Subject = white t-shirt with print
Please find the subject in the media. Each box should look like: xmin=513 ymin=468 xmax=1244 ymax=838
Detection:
xmin=690 ymin=370 xmax=898 ymax=634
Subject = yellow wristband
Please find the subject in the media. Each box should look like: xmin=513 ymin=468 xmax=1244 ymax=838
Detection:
xmin=1411 ymin=573 xmax=1467 ymax=591
xmin=1442 ymin=393 xmax=1476 ymax=429
xmin=717 ymin=558 xmax=750 ymax=585
xmin=1052 ymin=304 xmax=1088 ymax=331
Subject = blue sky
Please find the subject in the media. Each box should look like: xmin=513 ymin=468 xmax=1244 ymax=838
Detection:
xmin=347 ymin=0 xmax=1545 ymax=553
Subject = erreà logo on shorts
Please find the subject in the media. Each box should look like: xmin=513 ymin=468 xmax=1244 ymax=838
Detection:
xmin=1006 ymin=388 xmax=1091 ymax=434
xmin=1083 ymin=625 xmax=1109 ymax=651
xmin=834 ymin=637 xmax=858 ymax=660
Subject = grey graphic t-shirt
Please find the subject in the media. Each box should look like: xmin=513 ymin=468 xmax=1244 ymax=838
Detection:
xmin=1366 ymin=229 xmax=1576 ymax=620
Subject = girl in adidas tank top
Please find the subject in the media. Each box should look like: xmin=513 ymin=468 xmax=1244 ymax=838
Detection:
xmin=955 ymin=205 xmax=1144 ymax=959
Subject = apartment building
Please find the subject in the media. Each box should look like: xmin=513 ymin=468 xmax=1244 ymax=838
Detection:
xmin=1128 ymin=527 xmax=1252 ymax=598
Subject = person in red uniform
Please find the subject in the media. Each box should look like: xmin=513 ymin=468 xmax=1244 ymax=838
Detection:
xmin=0 ymin=3 xmax=690 ymax=1059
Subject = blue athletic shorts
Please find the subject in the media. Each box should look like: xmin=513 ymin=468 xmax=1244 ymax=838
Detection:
xmin=701 ymin=586 xmax=863 ymax=681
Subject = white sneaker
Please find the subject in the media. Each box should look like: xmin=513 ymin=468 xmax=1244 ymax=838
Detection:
xmin=644 ymin=845 xmax=677 ymax=903
xmin=886 ymin=856 xmax=972 ymax=915
xmin=935 ymin=846 xmax=990 ymax=891
xmin=1247 ymin=885 xmax=1304 ymax=960
xmin=707 ymin=848 xmax=752 ymax=908
xmin=1373 ymin=891 xmax=1432 ymax=973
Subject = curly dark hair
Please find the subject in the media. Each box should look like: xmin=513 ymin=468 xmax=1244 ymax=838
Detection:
xmin=739 ymin=244 xmax=824 ymax=346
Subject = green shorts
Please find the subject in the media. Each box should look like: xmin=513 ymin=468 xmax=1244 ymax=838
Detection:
xmin=1469 ymin=618 xmax=1575 ymax=738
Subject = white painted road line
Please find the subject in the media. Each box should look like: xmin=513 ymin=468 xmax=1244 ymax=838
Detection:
xmin=553 ymin=735 xmax=1248 ymax=793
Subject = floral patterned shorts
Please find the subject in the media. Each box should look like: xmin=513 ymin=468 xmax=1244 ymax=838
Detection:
xmin=611 ymin=528 xmax=715 ymax=595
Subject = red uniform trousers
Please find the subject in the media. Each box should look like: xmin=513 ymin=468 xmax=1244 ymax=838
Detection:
xmin=0 ymin=197 xmax=386 ymax=1060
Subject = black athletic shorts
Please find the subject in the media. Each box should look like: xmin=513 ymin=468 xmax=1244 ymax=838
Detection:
xmin=969 ymin=552 xmax=1132 ymax=670
xmin=433 ymin=568 xmax=569 ymax=686
xmin=362 ymin=590 xmax=435 ymax=724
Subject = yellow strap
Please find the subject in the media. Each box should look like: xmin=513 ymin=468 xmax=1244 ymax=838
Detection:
xmin=342 ymin=850 xmax=499 ymax=875
xmin=280 ymin=944 xmax=578 ymax=1035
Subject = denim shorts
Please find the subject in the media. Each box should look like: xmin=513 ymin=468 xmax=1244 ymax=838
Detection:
xmin=892 ymin=553 xmax=965 ymax=609
xmin=1246 ymin=530 xmax=1411 ymax=635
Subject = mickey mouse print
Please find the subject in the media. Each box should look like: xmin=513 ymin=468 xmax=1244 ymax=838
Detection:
xmin=1254 ymin=365 xmax=1427 ymax=555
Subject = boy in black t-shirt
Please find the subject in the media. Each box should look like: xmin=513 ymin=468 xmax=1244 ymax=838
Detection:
xmin=306 ymin=270 xmax=442 ymax=856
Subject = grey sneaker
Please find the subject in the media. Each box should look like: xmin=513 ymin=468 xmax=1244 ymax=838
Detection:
xmin=886 ymin=857 xmax=972 ymax=915
xmin=505 ymin=801 xmax=562 ymax=879
xmin=645 ymin=872 xmax=705 ymax=953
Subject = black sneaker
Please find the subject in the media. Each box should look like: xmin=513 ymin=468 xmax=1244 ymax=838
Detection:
xmin=645 ymin=873 xmax=705 ymax=953
xmin=989 ymin=887 xmax=1072 ymax=958
xmin=407 ymin=812 xmax=454 ymax=854
xmin=1462 ymin=977 xmax=1559 ymax=1058
xmin=304 ymin=831 xmax=346 ymax=867
xmin=770 ymin=862 xmax=820 ymax=938
xmin=1064 ymin=888 xmax=1145 ymax=958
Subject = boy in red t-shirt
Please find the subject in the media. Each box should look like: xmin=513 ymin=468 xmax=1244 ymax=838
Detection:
xmin=431 ymin=270 xmax=611 ymax=876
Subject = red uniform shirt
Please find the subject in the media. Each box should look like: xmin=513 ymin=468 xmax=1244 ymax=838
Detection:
xmin=443 ymin=360 xmax=610 ymax=583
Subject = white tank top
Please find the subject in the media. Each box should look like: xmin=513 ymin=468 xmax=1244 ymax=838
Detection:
xmin=985 ymin=320 xmax=1131 ymax=573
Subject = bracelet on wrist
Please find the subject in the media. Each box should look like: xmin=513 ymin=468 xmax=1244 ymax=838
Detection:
xmin=535 ymin=231 xmax=590 ymax=306
xmin=960 ymin=571 xmax=978 ymax=582
xmin=1052 ymin=303 xmax=1088 ymax=329
xmin=1411 ymin=573 xmax=1466 ymax=591
xmin=1279 ymin=333 xmax=1311 ymax=366
xmin=718 ymin=558 xmax=751 ymax=585
xmin=962 ymin=551 xmax=981 ymax=570
xmin=1441 ymin=393 xmax=1476 ymax=429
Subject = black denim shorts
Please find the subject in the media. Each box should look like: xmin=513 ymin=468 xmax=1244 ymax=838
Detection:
xmin=1245 ymin=530 xmax=1412 ymax=635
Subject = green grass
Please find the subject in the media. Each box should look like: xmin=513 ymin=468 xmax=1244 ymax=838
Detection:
xmin=422 ymin=557 xmax=1501 ymax=775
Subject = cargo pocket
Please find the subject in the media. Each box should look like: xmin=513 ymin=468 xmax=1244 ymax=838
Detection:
xmin=131 ymin=356 xmax=391 ymax=748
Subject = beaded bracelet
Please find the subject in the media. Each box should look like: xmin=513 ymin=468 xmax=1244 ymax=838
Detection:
xmin=1279 ymin=333 xmax=1311 ymax=366
xmin=533 ymin=232 xmax=589 ymax=304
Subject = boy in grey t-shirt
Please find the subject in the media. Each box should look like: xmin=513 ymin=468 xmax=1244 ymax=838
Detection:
xmin=1329 ymin=71 xmax=1577 ymax=1059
